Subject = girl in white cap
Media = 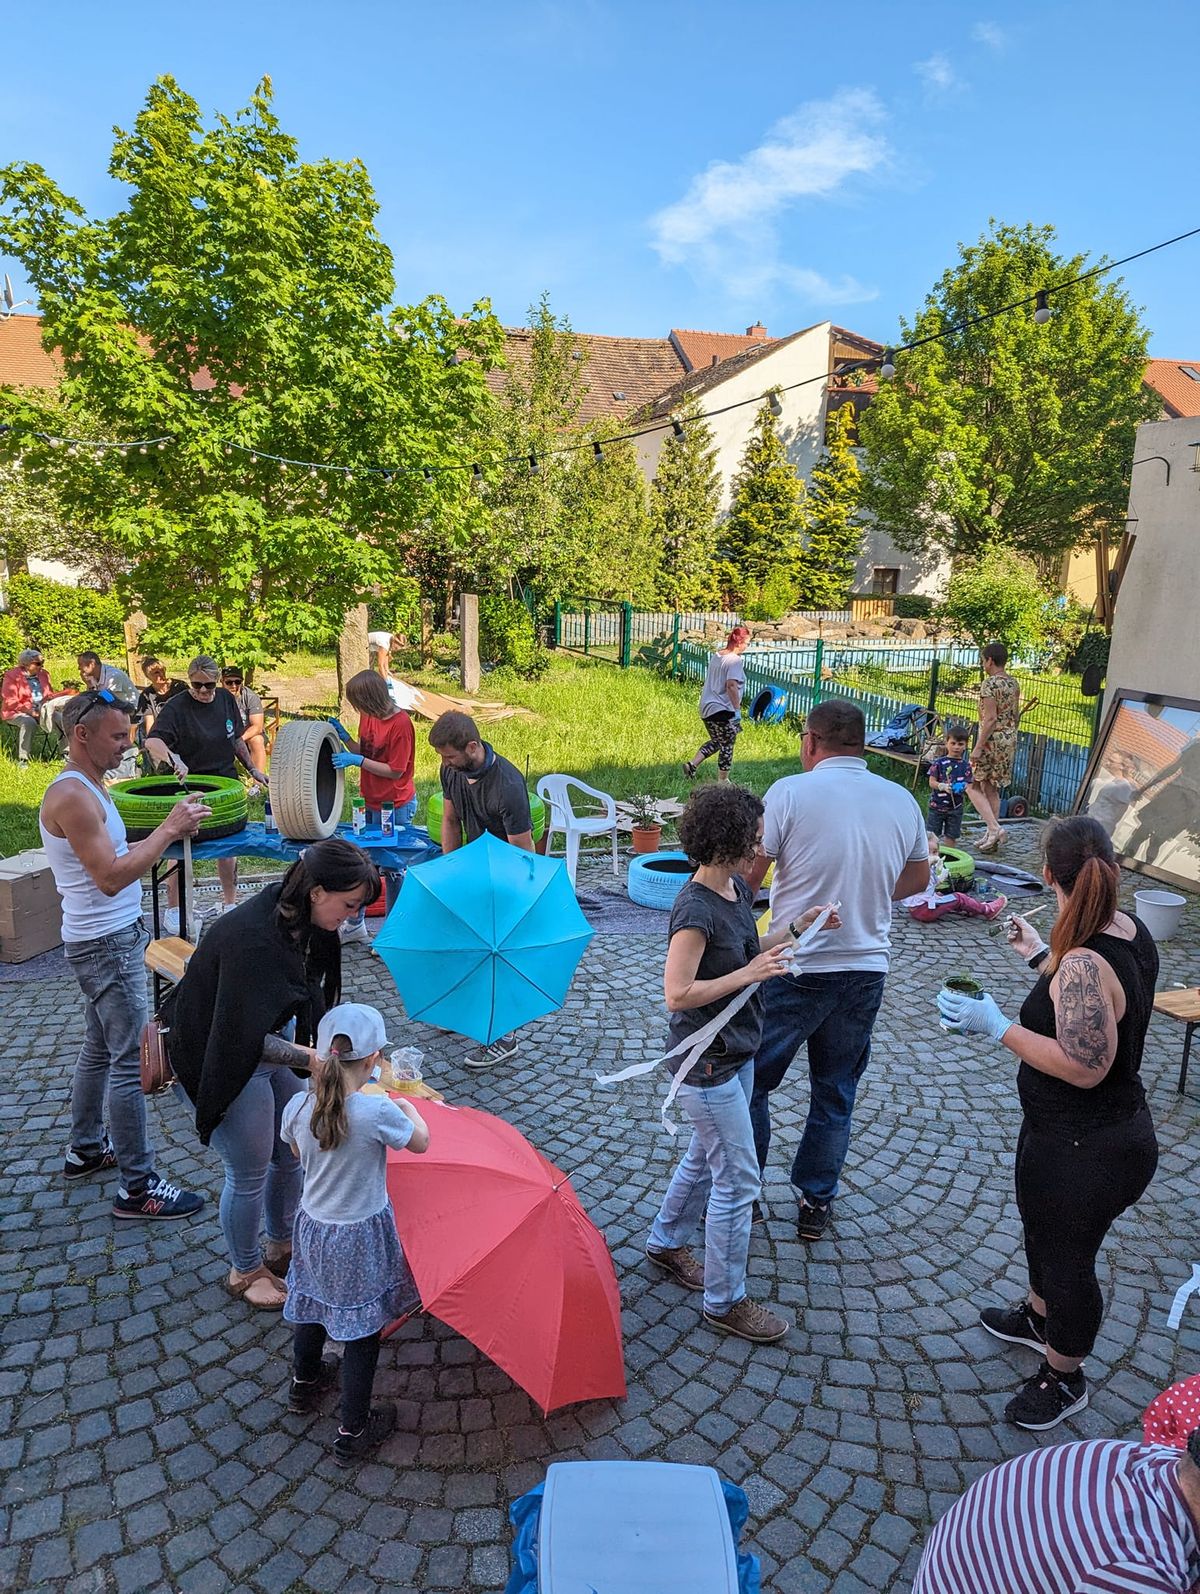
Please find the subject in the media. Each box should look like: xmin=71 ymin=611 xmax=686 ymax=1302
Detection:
xmin=281 ymin=1001 xmax=429 ymax=1466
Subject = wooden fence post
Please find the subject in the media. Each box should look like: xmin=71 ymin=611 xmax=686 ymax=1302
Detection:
xmin=460 ymin=593 xmax=480 ymax=695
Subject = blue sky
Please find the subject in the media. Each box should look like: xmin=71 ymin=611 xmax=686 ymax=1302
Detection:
xmin=2 ymin=1 xmax=1196 ymax=354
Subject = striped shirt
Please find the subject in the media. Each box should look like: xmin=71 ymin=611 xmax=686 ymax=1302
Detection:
xmin=913 ymin=1442 xmax=1200 ymax=1594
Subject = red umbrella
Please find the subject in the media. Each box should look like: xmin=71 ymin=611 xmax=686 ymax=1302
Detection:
xmin=384 ymin=1100 xmax=626 ymax=1414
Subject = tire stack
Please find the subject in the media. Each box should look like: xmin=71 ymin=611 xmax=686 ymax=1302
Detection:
xmin=109 ymin=775 xmax=248 ymax=842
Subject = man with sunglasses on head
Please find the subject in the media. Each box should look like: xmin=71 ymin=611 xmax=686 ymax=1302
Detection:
xmin=39 ymin=690 xmax=210 ymax=1219
xmin=144 ymin=656 xmax=269 ymax=933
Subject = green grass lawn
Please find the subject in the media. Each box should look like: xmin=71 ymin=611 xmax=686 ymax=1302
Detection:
xmin=1 ymin=652 xmax=917 ymax=859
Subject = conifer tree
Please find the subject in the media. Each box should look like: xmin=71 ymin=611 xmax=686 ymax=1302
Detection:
xmin=796 ymin=401 xmax=864 ymax=608
xmin=722 ymin=397 xmax=805 ymax=604
xmin=650 ymin=396 xmax=721 ymax=610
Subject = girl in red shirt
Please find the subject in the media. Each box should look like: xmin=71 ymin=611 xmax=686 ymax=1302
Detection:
xmin=330 ymin=671 xmax=416 ymax=939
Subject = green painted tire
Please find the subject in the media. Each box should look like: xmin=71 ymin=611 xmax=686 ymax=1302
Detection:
xmin=425 ymin=788 xmax=546 ymax=844
xmin=110 ymin=774 xmax=248 ymax=841
xmin=940 ymin=844 xmax=975 ymax=886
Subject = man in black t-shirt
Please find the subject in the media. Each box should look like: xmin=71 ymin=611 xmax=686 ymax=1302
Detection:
xmin=143 ymin=655 xmax=267 ymax=933
xmin=429 ymin=711 xmax=533 ymax=1070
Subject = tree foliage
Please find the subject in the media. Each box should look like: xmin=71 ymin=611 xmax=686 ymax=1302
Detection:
xmin=796 ymin=401 xmax=863 ymax=609
xmin=0 ymin=75 xmax=502 ymax=667
xmin=939 ymin=544 xmax=1051 ymax=655
xmin=650 ymin=396 xmax=720 ymax=610
xmin=858 ymin=220 xmax=1160 ymax=562
xmin=722 ymin=398 xmax=805 ymax=604
xmin=558 ymin=417 xmax=656 ymax=603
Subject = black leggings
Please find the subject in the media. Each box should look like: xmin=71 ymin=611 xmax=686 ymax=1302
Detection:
xmin=1015 ymin=1107 xmax=1158 ymax=1359
xmin=293 ymin=1324 xmax=381 ymax=1432
xmin=694 ymin=712 xmax=741 ymax=773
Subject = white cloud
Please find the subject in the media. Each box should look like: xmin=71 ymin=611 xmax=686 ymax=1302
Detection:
xmin=647 ymin=90 xmax=888 ymax=306
xmin=972 ymin=21 xmax=1006 ymax=50
xmin=915 ymin=53 xmax=962 ymax=93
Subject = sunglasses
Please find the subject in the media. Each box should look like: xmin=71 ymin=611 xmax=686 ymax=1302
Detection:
xmin=75 ymin=688 xmax=119 ymax=724
xmin=190 ymin=680 xmax=217 ymax=693
xmin=222 ymin=676 xmax=243 ymax=686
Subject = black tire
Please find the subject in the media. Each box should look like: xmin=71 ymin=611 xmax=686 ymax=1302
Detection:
xmin=270 ymin=719 xmax=343 ymax=841
xmin=110 ymin=775 xmax=248 ymax=838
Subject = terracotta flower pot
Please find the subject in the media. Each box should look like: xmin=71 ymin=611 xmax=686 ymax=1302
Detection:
xmin=631 ymin=825 xmax=663 ymax=854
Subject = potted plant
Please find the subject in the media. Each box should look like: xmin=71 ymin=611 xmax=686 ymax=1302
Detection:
xmin=628 ymin=794 xmax=663 ymax=855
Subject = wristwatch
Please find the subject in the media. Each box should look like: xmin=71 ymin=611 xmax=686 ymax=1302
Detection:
xmin=788 ymin=920 xmax=803 ymax=940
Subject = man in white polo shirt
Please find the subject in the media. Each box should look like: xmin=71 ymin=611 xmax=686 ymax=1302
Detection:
xmin=746 ymin=699 xmax=928 ymax=1240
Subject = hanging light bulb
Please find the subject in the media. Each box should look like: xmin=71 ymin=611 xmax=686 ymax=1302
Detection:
xmin=471 ymin=463 xmax=484 ymax=492
xmin=249 ymin=452 xmax=258 ymax=463
xmin=223 ymin=444 xmax=233 ymax=456
xmin=1033 ymin=290 xmax=1052 ymax=325
xmin=67 ymin=444 xmax=78 ymax=456
xmin=592 ymin=440 xmax=604 ymax=461
xmin=49 ymin=436 xmax=63 ymax=448
xmin=279 ymin=461 xmax=288 ymax=473
xmin=157 ymin=440 xmax=167 ymax=451
xmin=528 ymin=452 xmax=539 ymax=475
xmin=309 ymin=466 xmax=318 ymax=477
xmin=422 ymin=467 xmax=433 ymax=484
xmin=768 ymin=392 xmax=783 ymax=418
xmin=671 ymin=416 xmax=685 ymax=439
xmin=138 ymin=446 xmax=148 ymax=455
xmin=880 ymin=349 xmax=897 ymax=379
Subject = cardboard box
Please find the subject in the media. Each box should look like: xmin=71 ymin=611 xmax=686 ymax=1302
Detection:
xmin=0 ymin=849 xmax=64 ymax=963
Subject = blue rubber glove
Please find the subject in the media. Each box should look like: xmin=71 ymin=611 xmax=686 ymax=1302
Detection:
xmin=327 ymin=717 xmax=351 ymax=745
xmin=331 ymin=751 xmax=363 ymax=769
xmin=937 ymin=988 xmax=1013 ymax=1043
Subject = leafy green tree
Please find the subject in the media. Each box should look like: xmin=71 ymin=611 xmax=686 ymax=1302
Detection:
xmin=559 ymin=417 xmax=657 ymax=604
xmin=650 ymin=396 xmax=721 ymax=610
xmin=0 ymin=75 xmax=502 ymax=669
xmin=940 ymin=544 xmax=1051 ymax=655
xmin=796 ymin=401 xmax=863 ymax=609
xmin=859 ymin=220 xmax=1160 ymax=563
xmin=722 ymin=397 xmax=805 ymax=603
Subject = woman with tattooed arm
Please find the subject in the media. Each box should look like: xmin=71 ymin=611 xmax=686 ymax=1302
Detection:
xmin=938 ymin=817 xmax=1159 ymax=1431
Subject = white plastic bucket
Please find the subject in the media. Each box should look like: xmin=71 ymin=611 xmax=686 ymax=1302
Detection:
xmin=1134 ymin=889 xmax=1187 ymax=941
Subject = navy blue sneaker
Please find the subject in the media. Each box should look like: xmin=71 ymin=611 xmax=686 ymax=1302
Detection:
xmin=64 ymin=1143 xmax=118 ymax=1182
xmin=288 ymin=1356 xmax=340 ymax=1414
xmin=112 ymin=1175 xmax=205 ymax=1221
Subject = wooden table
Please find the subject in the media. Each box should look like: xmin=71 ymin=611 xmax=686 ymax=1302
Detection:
xmin=1152 ymin=989 xmax=1200 ymax=1094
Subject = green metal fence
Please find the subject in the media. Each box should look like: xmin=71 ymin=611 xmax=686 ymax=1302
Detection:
xmin=554 ymin=598 xmax=739 ymax=671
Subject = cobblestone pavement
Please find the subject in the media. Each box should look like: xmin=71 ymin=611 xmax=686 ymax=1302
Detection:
xmin=3 ymin=825 xmax=1200 ymax=1593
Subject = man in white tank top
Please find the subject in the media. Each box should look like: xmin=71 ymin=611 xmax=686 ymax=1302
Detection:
xmin=39 ymin=691 xmax=209 ymax=1220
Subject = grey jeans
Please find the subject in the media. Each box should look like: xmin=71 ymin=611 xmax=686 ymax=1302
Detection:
xmin=66 ymin=919 xmax=154 ymax=1190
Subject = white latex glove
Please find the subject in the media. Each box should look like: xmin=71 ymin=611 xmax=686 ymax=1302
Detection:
xmin=937 ymin=989 xmax=1013 ymax=1043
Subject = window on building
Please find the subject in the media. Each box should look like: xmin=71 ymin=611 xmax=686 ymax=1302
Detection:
xmin=872 ymin=567 xmax=900 ymax=595
xmin=1180 ymin=366 xmax=1200 ymax=383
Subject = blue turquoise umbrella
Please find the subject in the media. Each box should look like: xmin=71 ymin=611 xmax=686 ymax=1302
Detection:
xmin=375 ymin=832 xmax=595 ymax=1044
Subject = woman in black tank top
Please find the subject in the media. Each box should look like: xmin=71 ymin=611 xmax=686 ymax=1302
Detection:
xmin=940 ymin=817 xmax=1159 ymax=1432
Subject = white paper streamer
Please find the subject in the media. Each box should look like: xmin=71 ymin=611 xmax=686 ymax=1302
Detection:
xmin=596 ymin=902 xmax=838 ymax=1133
xmin=1167 ymin=1262 xmax=1200 ymax=1330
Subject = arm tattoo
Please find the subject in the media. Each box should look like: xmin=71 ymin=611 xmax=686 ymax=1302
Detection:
xmin=1055 ymin=955 xmax=1112 ymax=1072
xmin=260 ymin=1031 xmax=310 ymax=1069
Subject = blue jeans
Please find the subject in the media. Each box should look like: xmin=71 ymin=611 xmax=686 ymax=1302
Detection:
xmin=204 ymin=1063 xmax=306 ymax=1272
xmin=750 ymin=971 xmax=886 ymax=1204
xmin=346 ymin=798 xmax=417 ymax=927
xmin=67 ymin=919 xmax=154 ymax=1191
xmin=649 ymin=1061 xmax=760 ymax=1316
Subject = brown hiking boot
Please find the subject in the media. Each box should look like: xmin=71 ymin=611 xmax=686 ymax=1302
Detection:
xmin=645 ymin=1243 xmax=705 ymax=1291
xmin=704 ymin=1296 xmax=790 ymax=1343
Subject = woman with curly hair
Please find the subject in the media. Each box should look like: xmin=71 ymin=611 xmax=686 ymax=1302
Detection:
xmin=646 ymin=783 xmax=838 ymax=1344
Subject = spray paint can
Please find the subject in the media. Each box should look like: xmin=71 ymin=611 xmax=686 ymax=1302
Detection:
xmin=380 ymin=801 xmax=395 ymax=838
xmin=352 ymin=798 xmax=367 ymax=836
xmin=264 ymin=795 xmax=277 ymax=834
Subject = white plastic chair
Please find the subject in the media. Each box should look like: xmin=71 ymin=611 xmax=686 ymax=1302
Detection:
xmin=536 ymin=774 xmax=620 ymax=889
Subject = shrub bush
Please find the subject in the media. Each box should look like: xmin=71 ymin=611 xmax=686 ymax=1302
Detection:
xmin=478 ymin=594 xmax=547 ymax=676
xmin=0 ymin=609 xmax=26 ymax=663
xmin=6 ymin=575 xmax=124 ymax=658
xmin=741 ymin=567 xmax=799 ymax=622
xmin=895 ymin=594 xmax=935 ymax=618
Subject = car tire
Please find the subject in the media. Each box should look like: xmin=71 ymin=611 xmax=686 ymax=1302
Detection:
xmin=269 ymin=719 xmax=344 ymax=841
xmin=110 ymin=774 xmax=248 ymax=841
xmin=628 ymin=851 xmax=694 ymax=909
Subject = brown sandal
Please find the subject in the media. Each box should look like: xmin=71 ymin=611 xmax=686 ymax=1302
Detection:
xmin=224 ymin=1265 xmax=287 ymax=1310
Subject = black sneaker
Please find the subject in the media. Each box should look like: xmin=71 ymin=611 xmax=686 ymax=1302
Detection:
xmin=463 ymin=1034 xmax=520 ymax=1070
xmin=64 ymin=1143 xmax=118 ymax=1182
xmin=287 ymin=1356 xmax=340 ymax=1414
xmin=333 ymin=1403 xmax=397 ymax=1467
xmin=701 ymin=1199 xmax=767 ymax=1227
xmin=796 ymin=1197 xmax=830 ymax=1241
xmin=112 ymin=1175 xmax=205 ymax=1221
xmin=1005 ymin=1362 xmax=1088 ymax=1431
xmin=980 ymin=1299 xmax=1047 ymax=1353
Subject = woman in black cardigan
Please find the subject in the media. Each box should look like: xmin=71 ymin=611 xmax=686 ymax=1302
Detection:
xmin=168 ymin=839 xmax=381 ymax=1309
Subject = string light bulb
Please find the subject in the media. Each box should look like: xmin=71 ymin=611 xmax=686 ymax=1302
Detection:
xmin=157 ymin=440 xmax=167 ymax=451
xmin=671 ymin=416 xmax=685 ymax=439
xmin=1033 ymin=290 xmax=1052 ymax=325
xmin=138 ymin=446 xmax=148 ymax=455
xmin=592 ymin=440 xmax=604 ymax=461
xmin=528 ymin=452 xmax=539 ymax=475
xmin=422 ymin=467 xmax=433 ymax=484
xmin=471 ymin=463 xmax=484 ymax=492
xmin=768 ymin=392 xmax=783 ymax=418
xmin=880 ymin=350 xmax=897 ymax=380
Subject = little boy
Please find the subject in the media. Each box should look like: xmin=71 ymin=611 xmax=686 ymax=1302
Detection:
xmin=927 ymin=724 xmax=973 ymax=840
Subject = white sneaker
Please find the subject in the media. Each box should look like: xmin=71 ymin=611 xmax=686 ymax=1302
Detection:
xmin=339 ymin=919 xmax=370 ymax=945
xmin=162 ymin=908 xmax=180 ymax=936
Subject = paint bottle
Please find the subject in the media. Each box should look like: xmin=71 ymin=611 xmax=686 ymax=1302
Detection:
xmin=264 ymin=795 xmax=277 ymax=834
xmin=352 ymin=798 xmax=367 ymax=835
xmin=380 ymin=801 xmax=395 ymax=838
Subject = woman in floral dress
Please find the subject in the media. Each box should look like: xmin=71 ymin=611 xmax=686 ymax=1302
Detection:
xmin=967 ymin=642 xmax=1020 ymax=852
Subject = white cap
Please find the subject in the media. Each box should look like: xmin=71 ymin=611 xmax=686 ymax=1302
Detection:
xmin=316 ymin=1002 xmax=388 ymax=1060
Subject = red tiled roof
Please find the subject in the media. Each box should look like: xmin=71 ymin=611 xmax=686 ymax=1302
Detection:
xmin=669 ymin=324 xmax=772 ymax=372
xmin=1144 ymin=359 xmax=1200 ymax=419
xmin=486 ymin=327 xmax=684 ymax=424
xmin=0 ymin=314 xmax=61 ymax=388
